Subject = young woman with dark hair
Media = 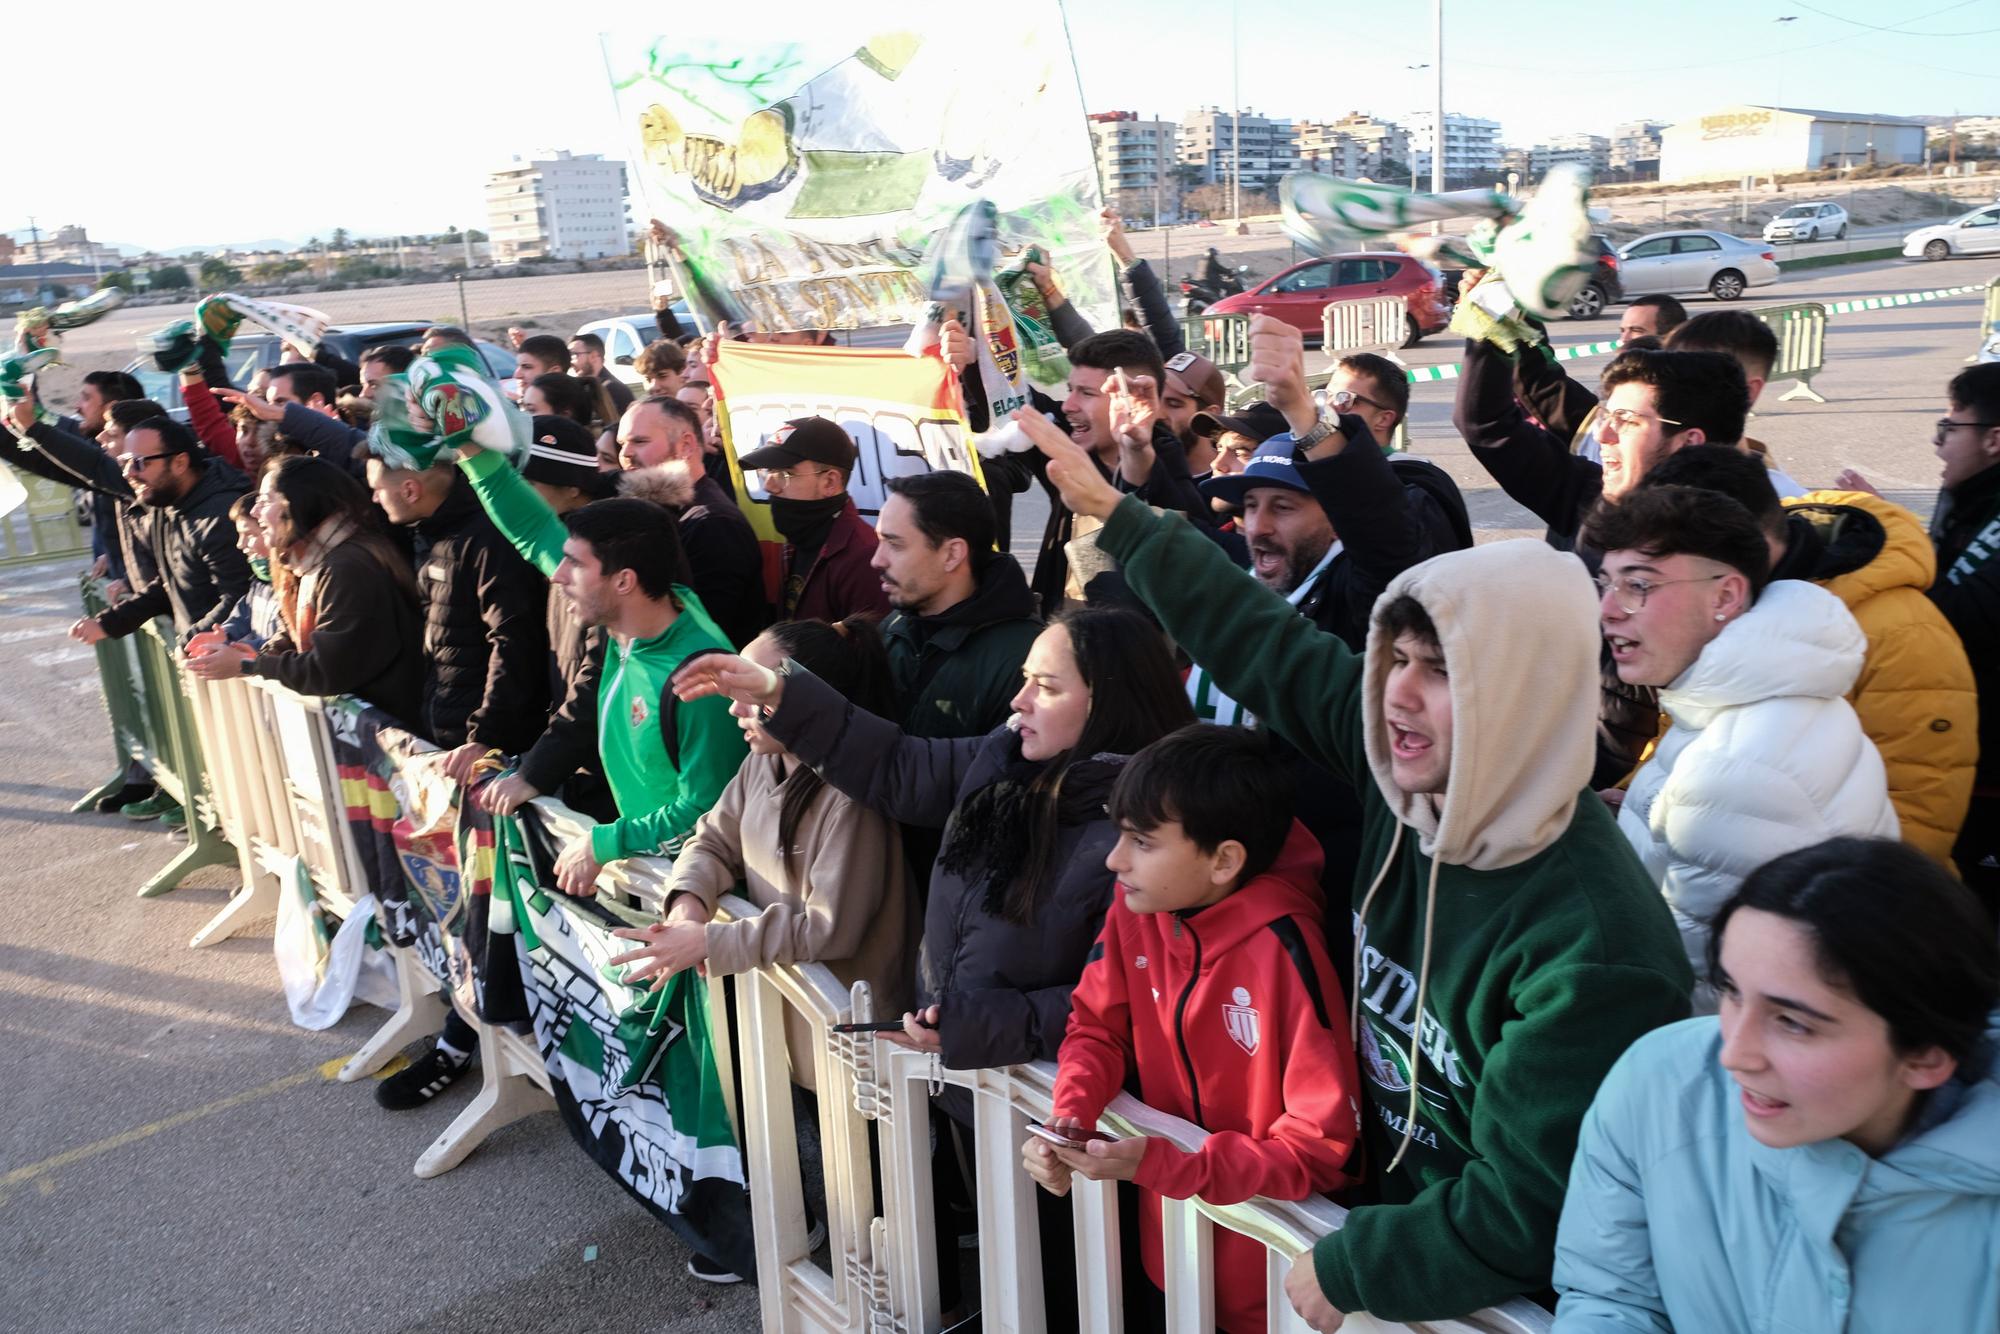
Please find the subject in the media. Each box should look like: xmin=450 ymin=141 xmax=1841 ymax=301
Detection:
xmin=672 ymin=604 xmax=1195 ymax=1307
xmin=208 ymin=454 xmax=425 ymax=724
xmin=1554 ymin=836 xmax=2000 ymax=1332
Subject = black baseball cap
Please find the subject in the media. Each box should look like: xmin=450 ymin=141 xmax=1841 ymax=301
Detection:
xmin=1189 ymin=400 xmax=1289 ymax=444
xmin=736 ymin=416 xmax=857 ymax=472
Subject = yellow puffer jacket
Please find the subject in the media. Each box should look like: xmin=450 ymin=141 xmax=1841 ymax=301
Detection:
xmin=1785 ymin=491 xmax=1978 ymax=863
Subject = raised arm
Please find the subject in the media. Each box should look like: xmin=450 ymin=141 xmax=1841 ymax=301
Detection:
xmin=674 ymin=653 xmax=990 ymax=830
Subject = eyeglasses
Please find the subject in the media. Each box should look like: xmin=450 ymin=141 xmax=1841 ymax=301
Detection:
xmin=761 ymin=465 xmax=829 ymax=489
xmin=1934 ymin=417 xmax=1998 ymax=444
xmin=1594 ymin=571 xmax=1725 ymax=613
xmin=1329 ymin=388 xmax=1386 ymax=413
xmin=120 ymin=452 xmax=174 ymax=473
xmin=1603 ymin=407 xmax=1684 ymax=435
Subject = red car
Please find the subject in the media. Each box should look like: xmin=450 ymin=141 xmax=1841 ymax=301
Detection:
xmin=1205 ymin=252 xmax=1450 ymax=347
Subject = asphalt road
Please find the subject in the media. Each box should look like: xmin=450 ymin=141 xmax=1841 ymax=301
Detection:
xmin=2 ymin=252 xmax=1993 ymax=1333
xmin=0 ymin=576 xmax=760 ymax=1331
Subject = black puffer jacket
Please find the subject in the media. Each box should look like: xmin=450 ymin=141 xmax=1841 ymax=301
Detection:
xmin=619 ymin=461 xmax=769 ymax=648
xmin=762 ymin=666 xmax=1117 ymax=1075
xmin=92 ymin=459 xmax=252 ymax=640
xmin=408 ymin=475 xmax=550 ymax=751
xmin=881 ymin=553 xmax=1042 ymax=740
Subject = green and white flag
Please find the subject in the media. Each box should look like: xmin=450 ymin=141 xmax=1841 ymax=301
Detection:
xmin=496 ymin=811 xmax=757 ymax=1280
xmin=602 ymin=10 xmax=1116 ymax=337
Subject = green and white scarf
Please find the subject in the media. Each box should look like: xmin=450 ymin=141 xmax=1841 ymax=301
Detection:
xmin=368 ymin=347 xmax=531 ymax=471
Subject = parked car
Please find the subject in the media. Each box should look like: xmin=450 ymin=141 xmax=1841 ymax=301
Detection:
xmin=1903 ymin=203 xmax=2000 ymax=260
xmin=1763 ymin=202 xmax=1848 ymax=243
xmin=1204 ymin=252 xmax=1450 ymax=347
xmin=576 ymin=302 xmax=695 ymax=392
xmin=123 ymin=322 xmax=518 ymax=421
xmin=1616 ymin=231 xmax=1780 ymax=301
xmin=1566 ymin=234 xmax=1626 ymax=319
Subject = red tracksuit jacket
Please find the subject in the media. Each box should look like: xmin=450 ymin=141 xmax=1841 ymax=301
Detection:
xmin=1051 ymin=820 xmax=1362 ymax=1334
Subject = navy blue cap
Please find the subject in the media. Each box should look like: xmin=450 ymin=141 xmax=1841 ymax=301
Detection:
xmin=1199 ymin=436 xmax=1318 ymax=506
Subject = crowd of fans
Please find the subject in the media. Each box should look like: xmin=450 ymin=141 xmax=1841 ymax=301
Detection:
xmin=5 ymin=211 xmax=1998 ymax=1331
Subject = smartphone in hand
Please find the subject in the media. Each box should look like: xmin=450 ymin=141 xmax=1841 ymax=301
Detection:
xmin=1026 ymin=1121 xmax=1120 ymax=1148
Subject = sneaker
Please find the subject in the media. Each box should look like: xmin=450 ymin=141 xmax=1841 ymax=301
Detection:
xmin=686 ymin=1253 xmax=746 ymax=1284
xmin=161 ymin=802 xmax=187 ymax=829
xmin=96 ymin=781 xmax=156 ymax=814
xmin=685 ymin=1217 xmax=824 ymax=1284
xmin=121 ymin=792 xmax=179 ymax=822
xmin=374 ymin=1046 xmax=472 ymax=1110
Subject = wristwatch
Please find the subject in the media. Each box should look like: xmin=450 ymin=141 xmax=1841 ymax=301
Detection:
xmin=1294 ymin=412 xmax=1342 ymax=451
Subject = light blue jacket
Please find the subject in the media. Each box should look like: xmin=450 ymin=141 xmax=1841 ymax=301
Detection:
xmin=1553 ymin=1015 xmax=2000 ymax=1332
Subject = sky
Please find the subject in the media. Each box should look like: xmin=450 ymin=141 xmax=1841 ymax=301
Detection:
xmin=10 ymin=0 xmax=1998 ymax=253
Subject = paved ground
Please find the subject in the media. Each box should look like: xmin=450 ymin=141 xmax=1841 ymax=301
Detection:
xmin=2 ymin=251 xmax=1992 ymax=1332
xmin=0 ymin=572 xmax=760 ymax=1331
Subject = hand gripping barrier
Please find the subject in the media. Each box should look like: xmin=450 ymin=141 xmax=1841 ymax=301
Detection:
xmin=0 ymin=465 xmax=94 ymax=569
xmin=143 ymin=647 xmax=1558 ymax=1333
xmin=72 ymin=578 xmax=236 ymax=900
xmin=1748 ymin=302 xmax=1832 ymax=404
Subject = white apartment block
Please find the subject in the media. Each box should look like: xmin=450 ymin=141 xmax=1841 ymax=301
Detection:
xmin=1610 ymin=121 xmax=1666 ymax=174
xmin=1544 ymin=133 xmax=1611 ymax=174
xmin=1402 ymin=112 xmax=1503 ymax=184
xmin=1090 ymin=112 xmax=1180 ymax=212
xmin=1179 ymin=107 xmax=1301 ymax=192
xmin=484 ymin=151 xmax=631 ymax=262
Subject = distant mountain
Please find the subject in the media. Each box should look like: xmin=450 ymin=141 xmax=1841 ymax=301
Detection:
xmin=4 ymin=230 xmax=309 ymax=258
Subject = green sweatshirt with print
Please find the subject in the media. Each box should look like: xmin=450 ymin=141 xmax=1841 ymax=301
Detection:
xmin=1095 ymin=494 xmax=1691 ymax=1323
xmin=457 ymin=447 xmax=746 ymax=864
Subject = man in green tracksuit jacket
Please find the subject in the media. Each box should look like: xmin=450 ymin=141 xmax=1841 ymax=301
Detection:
xmin=454 ymin=442 xmax=746 ymax=887
xmin=1010 ymin=316 xmax=1692 ymax=1328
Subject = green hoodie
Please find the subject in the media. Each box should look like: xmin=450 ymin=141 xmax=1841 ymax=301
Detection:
xmin=1096 ymin=496 xmax=1691 ymax=1323
xmin=457 ymin=447 xmax=746 ymax=864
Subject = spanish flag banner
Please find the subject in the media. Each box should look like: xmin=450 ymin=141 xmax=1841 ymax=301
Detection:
xmin=710 ymin=340 xmax=984 ymax=544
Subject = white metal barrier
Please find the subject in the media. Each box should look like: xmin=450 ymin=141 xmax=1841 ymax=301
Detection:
xmin=1749 ymin=301 xmax=1831 ymax=404
xmin=1320 ymin=296 xmax=1409 ymax=360
xmin=169 ymin=670 xmax=1555 ymax=1334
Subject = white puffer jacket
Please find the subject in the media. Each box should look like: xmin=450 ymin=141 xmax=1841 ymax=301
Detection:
xmin=1619 ymin=580 xmax=1898 ymax=1007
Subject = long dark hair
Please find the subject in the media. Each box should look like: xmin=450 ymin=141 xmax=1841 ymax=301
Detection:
xmin=265 ymin=455 xmax=415 ymax=600
xmin=944 ymin=605 xmax=1194 ymax=925
xmin=1709 ymin=838 xmax=2000 ymax=1064
xmin=530 ymin=372 xmax=602 ymax=430
xmin=762 ymin=615 xmax=897 ymax=883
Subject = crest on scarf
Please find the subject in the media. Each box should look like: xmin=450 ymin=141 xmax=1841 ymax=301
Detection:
xmin=1223 ymin=985 xmax=1261 ymax=1056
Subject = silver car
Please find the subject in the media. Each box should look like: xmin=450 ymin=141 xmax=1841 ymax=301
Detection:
xmin=1763 ymin=202 xmax=1848 ymax=243
xmin=1617 ymin=230 xmax=1782 ymax=301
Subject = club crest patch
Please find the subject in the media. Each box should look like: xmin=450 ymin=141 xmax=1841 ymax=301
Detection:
xmin=1223 ymin=985 xmax=1260 ymax=1055
xmin=630 ymin=696 xmax=651 ymax=728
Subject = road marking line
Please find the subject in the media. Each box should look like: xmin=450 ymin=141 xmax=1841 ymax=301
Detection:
xmin=0 ymin=1050 xmax=405 ymax=1205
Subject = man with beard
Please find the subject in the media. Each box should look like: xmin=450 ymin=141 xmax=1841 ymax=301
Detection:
xmin=613 ymin=395 xmax=767 ymax=647
xmin=735 ymin=415 xmax=890 ymax=623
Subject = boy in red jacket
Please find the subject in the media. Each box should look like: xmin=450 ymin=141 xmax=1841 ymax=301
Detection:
xmin=1023 ymin=724 xmax=1362 ymax=1334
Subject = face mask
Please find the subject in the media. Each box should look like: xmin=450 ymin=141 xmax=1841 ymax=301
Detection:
xmin=767 ymin=493 xmax=846 ymax=543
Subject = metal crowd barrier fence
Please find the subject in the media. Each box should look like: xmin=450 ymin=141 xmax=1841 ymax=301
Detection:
xmin=73 ymin=578 xmax=235 ymax=901
xmin=1180 ymin=313 xmax=1253 ymax=374
xmin=1320 ymin=296 xmax=1409 ymax=363
xmin=1981 ymin=274 xmax=2000 ymax=361
xmin=95 ymin=599 xmax=1555 ymax=1334
xmin=0 ymin=464 xmax=94 ymax=569
xmin=1749 ymin=301 xmax=1831 ymax=404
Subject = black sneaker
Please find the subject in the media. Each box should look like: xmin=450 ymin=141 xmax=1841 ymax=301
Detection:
xmin=374 ymin=1046 xmax=472 ymax=1110
xmin=96 ymin=781 xmax=156 ymax=814
xmin=685 ymin=1217 xmax=824 ymax=1284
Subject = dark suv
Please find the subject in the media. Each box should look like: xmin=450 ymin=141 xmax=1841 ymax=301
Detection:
xmin=1565 ymin=235 xmax=1624 ymax=320
xmin=123 ymin=321 xmax=518 ymax=419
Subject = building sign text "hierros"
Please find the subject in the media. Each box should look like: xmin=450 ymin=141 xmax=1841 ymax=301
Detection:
xmin=1702 ymin=110 xmax=1773 ymax=141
